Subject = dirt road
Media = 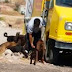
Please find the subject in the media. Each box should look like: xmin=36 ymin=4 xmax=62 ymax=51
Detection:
xmin=0 ymin=60 xmax=72 ymax=72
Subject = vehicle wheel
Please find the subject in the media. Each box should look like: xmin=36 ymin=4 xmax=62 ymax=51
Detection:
xmin=45 ymin=39 xmax=59 ymax=64
xmin=49 ymin=48 xmax=59 ymax=64
xmin=44 ymin=39 xmax=49 ymax=62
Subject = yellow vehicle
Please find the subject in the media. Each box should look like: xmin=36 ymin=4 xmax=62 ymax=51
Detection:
xmin=44 ymin=0 xmax=72 ymax=64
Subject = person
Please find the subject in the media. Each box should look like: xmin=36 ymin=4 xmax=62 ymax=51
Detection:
xmin=26 ymin=17 xmax=46 ymax=52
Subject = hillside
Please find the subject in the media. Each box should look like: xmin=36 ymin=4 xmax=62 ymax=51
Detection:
xmin=0 ymin=0 xmax=25 ymax=16
xmin=0 ymin=0 xmax=25 ymax=29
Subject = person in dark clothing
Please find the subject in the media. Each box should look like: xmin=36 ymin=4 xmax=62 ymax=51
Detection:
xmin=26 ymin=17 xmax=46 ymax=52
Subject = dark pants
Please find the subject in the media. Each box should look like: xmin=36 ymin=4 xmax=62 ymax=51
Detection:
xmin=27 ymin=31 xmax=41 ymax=52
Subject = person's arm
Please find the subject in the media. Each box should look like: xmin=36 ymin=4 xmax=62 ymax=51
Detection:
xmin=29 ymin=33 xmax=35 ymax=48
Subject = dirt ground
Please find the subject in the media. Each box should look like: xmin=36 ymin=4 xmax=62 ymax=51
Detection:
xmin=0 ymin=27 xmax=72 ymax=72
xmin=0 ymin=56 xmax=72 ymax=72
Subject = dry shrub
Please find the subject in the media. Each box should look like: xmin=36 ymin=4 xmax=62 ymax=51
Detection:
xmin=0 ymin=17 xmax=5 ymax=21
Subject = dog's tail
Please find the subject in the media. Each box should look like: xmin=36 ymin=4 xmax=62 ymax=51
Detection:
xmin=4 ymin=32 xmax=8 ymax=37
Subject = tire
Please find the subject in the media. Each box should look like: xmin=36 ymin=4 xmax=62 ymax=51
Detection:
xmin=45 ymin=39 xmax=59 ymax=64
xmin=50 ymin=48 xmax=59 ymax=64
xmin=44 ymin=39 xmax=49 ymax=62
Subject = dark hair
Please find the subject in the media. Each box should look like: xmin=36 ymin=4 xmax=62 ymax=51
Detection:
xmin=34 ymin=18 xmax=40 ymax=27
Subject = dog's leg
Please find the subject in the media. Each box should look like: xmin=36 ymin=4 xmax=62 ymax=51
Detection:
xmin=22 ymin=51 xmax=28 ymax=58
xmin=41 ymin=49 xmax=45 ymax=63
xmin=33 ymin=51 xmax=37 ymax=65
xmin=34 ymin=50 xmax=38 ymax=65
xmin=34 ymin=59 xmax=36 ymax=65
xmin=30 ymin=59 xmax=32 ymax=64
xmin=30 ymin=56 xmax=32 ymax=64
xmin=34 ymin=56 xmax=36 ymax=65
xmin=36 ymin=50 xmax=38 ymax=61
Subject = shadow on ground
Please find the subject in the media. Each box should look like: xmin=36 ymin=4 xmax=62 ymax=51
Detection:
xmin=55 ymin=53 xmax=72 ymax=66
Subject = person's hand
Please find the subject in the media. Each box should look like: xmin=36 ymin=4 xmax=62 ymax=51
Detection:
xmin=31 ymin=43 xmax=35 ymax=48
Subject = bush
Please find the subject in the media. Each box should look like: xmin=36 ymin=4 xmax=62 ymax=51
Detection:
xmin=0 ymin=17 xmax=5 ymax=21
xmin=5 ymin=0 xmax=9 ymax=3
xmin=14 ymin=8 xmax=18 ymax=11
xmin=14 ymin=3 xmax=20 ymax=11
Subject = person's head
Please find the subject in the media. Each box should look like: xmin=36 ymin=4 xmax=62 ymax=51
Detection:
xmin=34 ymin=18 xmax=40 ymax=28
xmin=33 ymin=18 xmax=41 ymax=33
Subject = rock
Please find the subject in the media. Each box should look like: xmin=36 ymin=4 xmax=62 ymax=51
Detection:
xmin=0 ymin=21 xmax=7 ymax=27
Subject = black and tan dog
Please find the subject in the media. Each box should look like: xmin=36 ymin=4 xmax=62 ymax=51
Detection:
xmin=0 ymin=42 xmax=28 ymax=58
xmin=4 ymin=32 xmax=19 ymax=42
xmin=30 ymin=40 xmax=45 ymax=65
xmin=4 ymin=32 xmax=27 ymax=46
xmin=2 ymin=32 xmax=28 ymax=57
xmin=16 ymin=34 xmax=27 ymax=46
xmin=9 ymin=45 xmax=28 ymax=58
xmin=0 ymin=42 xmax=17 ymax=54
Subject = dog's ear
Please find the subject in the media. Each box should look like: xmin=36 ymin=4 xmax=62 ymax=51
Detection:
xmin=14 ymin=32 xmax=20 ymax=43
xmin=16 ymin=32 xmax=20 ymax=37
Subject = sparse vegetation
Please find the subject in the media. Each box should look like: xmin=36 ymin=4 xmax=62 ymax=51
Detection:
xmin=5 ymin=0 xmax=9 ymax=3
xmin=0 ymin=17 xmax=5 ymax=21
xmin=14 ymin=0 xmax=25 ymax=11
xmin=14 ymin=3 xmax=19 ymax=11
xmin=14 ymin=8 xmax=18 ymax=11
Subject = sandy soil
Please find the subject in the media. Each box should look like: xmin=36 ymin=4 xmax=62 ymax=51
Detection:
xmin=0 ymin=56 xmax=72 ymax=72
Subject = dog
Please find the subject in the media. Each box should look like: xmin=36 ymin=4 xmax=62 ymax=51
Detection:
xmin=30 ymin=48 xmax=36 ymax=65
xmin=4 ymin=32 xmax=27 ymax=46
xmin=0 ymin=42 xmax=17 ymax=54
xmin=30 ymin=39 xmax=45 ymax=65
xmin=4 ymin=32 xmax=19 ymax=42
xmin=16 ymin=34 xmax=27 ymax=46
xmin=0 ymin=41 xmax=28 ymax=58
xmin=8 ymin=44 xmax=28 ymax=58
xmin=3 ymin=32 xmax=28 ymax=57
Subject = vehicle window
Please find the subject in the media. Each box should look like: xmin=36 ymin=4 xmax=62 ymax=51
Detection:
xmin=56 ymin=0 xmax=72 ymax=7
xmin=45 ymin=1 xmax=50 ymax=9
xmin=49 ymin=0 xmax=54 ymax=9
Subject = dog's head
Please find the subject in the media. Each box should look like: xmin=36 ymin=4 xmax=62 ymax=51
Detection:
xmin=14 ymin=32 xmax=20 ymax=42
xmin=14 ymin=34 xmax=27 ymax=46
